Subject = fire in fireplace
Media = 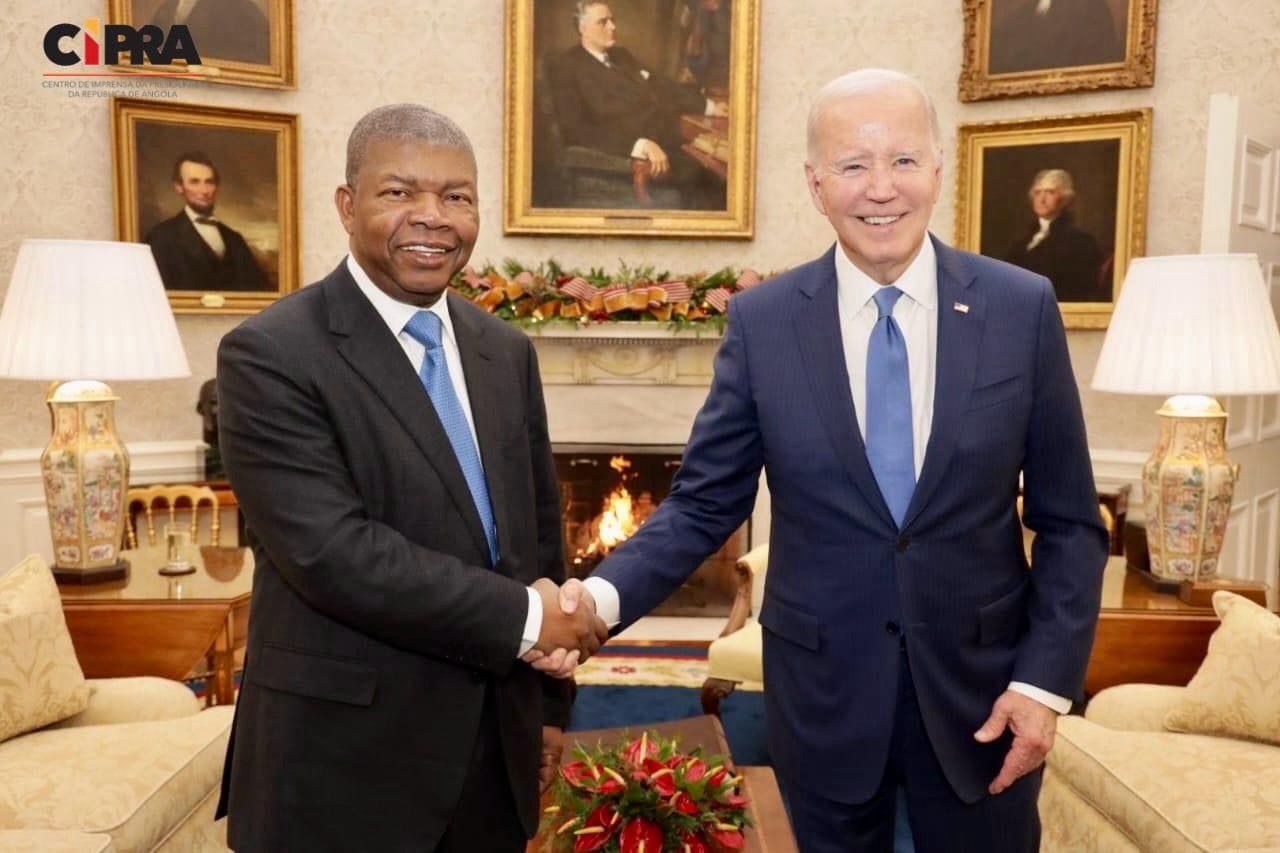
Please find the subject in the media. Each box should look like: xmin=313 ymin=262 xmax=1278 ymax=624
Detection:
xmin=554 ymin=445 xmax=748 ymax=616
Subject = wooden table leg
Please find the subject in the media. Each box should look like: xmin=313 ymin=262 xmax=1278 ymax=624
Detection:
xmin=212 ymin=612 xmax=236 ymax=705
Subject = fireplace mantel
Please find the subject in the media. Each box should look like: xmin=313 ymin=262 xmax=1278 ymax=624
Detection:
xmin=527 ymin=323 xmax=722 ymax=386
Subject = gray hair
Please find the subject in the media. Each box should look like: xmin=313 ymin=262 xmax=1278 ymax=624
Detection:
xmin=1030 ymin=168 xmax=1076 ymax=203
xmin=345 ymin=104 xmax=475 ymax=186
xmin=574 ymin=0 xmax=608 ymax=28
xmin=805 ymin=69 xmax=942 ymax=164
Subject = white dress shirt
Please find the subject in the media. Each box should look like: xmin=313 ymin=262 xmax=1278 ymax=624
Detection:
xmin=185 ymin=205 xmax=226 ymax=258
xmin=1026 ymin=217 xmax=1054 ymax=252
xmin=583 ymin=241 xmax=1069 ymax=713
xmin=346 ymin=256 xmax=542 ymax=657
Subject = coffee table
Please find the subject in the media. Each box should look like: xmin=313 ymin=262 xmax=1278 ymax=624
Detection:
xmin=58 ymin=543 xmax=253 ymax=705
xmin=530 ymin=714 xmax=796 ymax=852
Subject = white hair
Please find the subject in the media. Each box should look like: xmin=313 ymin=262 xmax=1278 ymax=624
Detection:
xmin=805 ymin=68 xmax=942 ymax=163
xmin=1030 ymin=168 xmax=1076 ymax=203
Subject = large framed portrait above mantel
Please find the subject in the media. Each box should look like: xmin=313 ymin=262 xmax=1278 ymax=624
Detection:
xmin=955 ymin=109 xmax=1152 ymax=329
xmin=504 ymin=0 xmax=759 ymax=238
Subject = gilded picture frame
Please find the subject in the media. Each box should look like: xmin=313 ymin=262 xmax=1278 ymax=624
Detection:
xmin=959 ymin=0 xmax=1157 ymax=102
xmin=504 ymin=0 xmax=759 ymax=238
xmin=955 ymin=109 xmax=1152 ymax=329
xmin=112 ymin=98 xmax=300 ymax=314
xmin=107 ymin=0 xmax=296 ymax=89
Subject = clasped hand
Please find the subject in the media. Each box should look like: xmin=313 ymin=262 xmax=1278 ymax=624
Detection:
xmin=523 ymin=579 xmax=606 ymax=679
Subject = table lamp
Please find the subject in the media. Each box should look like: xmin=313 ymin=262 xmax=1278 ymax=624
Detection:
xmin=0 ymin=239 xmax=191 ymax=583
xmin=1092 ymin=253 xmax=1280 ymax=583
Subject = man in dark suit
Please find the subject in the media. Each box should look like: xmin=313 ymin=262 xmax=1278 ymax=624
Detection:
xmin=214 ymin=104 xmax=607 ymax=852
xmin=541 ymin=69 xmax=1109 ymax=851
xmin=989 ymin=0 xmax=1124 ymax=75
xmin=144 ymin=153 xmax=269 ymax=293
xmin=1005 ymin=168 xmax=1109 ymax=303
xmin=547 ymin=0 xmax=726 ymax=208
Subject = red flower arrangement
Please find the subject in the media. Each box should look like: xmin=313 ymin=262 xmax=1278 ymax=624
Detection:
xmin=539 ymin=731 xmax=751 ymax=853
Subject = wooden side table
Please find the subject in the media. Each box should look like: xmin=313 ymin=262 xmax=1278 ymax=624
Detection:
xmin=58 ymin=544 xmax=253 ymax=706
xmin=1086 ymin=555 xmax=1220 ymax=695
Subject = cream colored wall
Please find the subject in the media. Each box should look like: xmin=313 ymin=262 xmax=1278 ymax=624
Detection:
xmin=2 ymin=0 xmax=1278 ymax=453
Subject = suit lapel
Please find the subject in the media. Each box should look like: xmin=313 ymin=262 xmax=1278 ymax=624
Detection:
xmin=324 ymin=269 xmax=491 ymax=561
xmin=793 ymin=247 xmax=896 ymax=529
xmin=447 ymin=293 xmax=514 ymax=573
xmin=902 ymin=238 xmax=983 ymax=529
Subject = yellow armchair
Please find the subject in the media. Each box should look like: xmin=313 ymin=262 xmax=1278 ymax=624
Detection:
xmin=700 ymin=542 xmax=768 ymax=716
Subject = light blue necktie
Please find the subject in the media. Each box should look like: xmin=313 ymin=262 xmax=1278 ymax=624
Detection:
xmin=865 ymin=287 xmax=915 ymax=528
xmin=404 ymin=310 xmax=499 ymax=566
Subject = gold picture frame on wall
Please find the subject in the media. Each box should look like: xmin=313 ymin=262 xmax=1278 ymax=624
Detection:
xmin=504 ymin=0 xmax=759 ymax=238
xmin=959 ymin=0 xmax=1157 ymax=102
xmin=112 ymin=98 xmax=300 ymax=314
xmin=107 ymin=0 xmax=296 ymax=89
xmin=955 ymin=109 xmax=1152 ymax=329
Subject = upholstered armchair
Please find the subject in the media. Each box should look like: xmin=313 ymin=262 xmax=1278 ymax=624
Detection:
xmin=1040 ymin=591 xmax=1280 ymax=851
xmin=700 ymin=542 xmax=768 ymax=716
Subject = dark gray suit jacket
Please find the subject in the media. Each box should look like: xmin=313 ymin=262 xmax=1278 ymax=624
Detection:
xmin=214 ymin=262 xmax=569 ymax=851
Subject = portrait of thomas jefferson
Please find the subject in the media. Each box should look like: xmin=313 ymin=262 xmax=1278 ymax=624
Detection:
xmin=988 ymin=0 xmax=1127 ymax=75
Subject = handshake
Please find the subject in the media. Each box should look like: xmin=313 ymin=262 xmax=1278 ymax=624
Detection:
xmin=522 ymin=578 xmax=608 ymax=679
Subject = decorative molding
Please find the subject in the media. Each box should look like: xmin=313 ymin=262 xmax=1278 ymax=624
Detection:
xmin=1237 ymin=138 xmax=1273 ymax=230
xmin=1253 ymin=489 xmax=1279 ymax=597
xmin=1227 ymin=396 xmax=1259 ymax=448
xmin=1223 ymin=501 xmax=1253 ymax=580
xmin=529 ymin=326 xmax=722 ymax=386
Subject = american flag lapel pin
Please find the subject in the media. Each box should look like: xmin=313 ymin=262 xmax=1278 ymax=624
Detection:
xmin=953 ymin=302 xmax=970 ymax=314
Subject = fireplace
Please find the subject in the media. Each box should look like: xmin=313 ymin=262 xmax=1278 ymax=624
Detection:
xmin=554 ymin=444 xmax=748 ymax=616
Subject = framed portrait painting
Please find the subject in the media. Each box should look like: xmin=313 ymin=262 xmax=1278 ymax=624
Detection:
xmin=959 ymin=0 xmax=1158 ymax=101
xmin=108 ymin=0 xmax=296 ymax=88
xmin=504 ymin=0 xmax=759 ymax=238
xmin=112 ymin=98 xmax=299 ymax=314
xmin=955 ymin=109 xmax=1152 ymax=329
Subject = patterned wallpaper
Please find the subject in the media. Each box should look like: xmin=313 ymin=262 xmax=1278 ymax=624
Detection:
xmin=1 ymin=0 xmax=1278 ymax=452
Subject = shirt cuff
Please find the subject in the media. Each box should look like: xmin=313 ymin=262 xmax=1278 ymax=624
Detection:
xmin=1008 ymin=681 xmax=1072 ymax=714
xmin=630 ymin=138 xmax=652 ymax=159
xmin=582 ymin=577 xmax=621 ymax=628
xmin=518 ymin=586 xmax=541 ymax=658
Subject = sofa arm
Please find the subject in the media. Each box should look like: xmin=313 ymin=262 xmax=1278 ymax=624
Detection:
xmin=1084 ymin=684 xmax=1187 ymax=731
xmin=49 ymin=677 xmax=201 ymax=729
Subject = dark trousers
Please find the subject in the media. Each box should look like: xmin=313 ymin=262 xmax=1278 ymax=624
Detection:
xmin=779 ymin=651 xmax=1042 ymax=853
xmin=434 ymin=686 xmax=527 ymax=853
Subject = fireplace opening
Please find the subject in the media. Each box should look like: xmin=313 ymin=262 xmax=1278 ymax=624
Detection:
xmin=554 ymin=444 xmax=749 ymax=617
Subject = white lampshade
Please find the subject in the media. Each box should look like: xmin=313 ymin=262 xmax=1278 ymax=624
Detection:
xmin=1092 ymin=253 xmax=1280 ymax=396
xmin=0 ymin=239 xmax=191 ymax=380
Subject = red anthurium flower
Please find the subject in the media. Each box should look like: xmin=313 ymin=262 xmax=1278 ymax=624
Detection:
xmin=666 ymin=754 xmax=686 ymax=769
xmin=716 ymin=793 xmax=749 ymax=808
xmin=619 ymin=817 xmax=664 ymax=853
xmin=671 ymin=792 xmax=700 ymax=815
xmin=707 ymin=768 xmax=729 ymax=788
xmin=597 ymin=777 xmax=625 ymax=795
xmin=682 ymin=758 xmax=708 ymax=783
xmin=573 ymin=805 xmax=619 ymax=852
xmin=560 ymin=761 xmax=594 ymax=788
xmin=678 ymin=831 xmax=711 ymax=853
xmin=621 ymin=733 xmax=658 ymax=767
xmin=649 ymin=766 xmax=677 ymax=797
xmin=707 ymin=826 xmax=745 ymax=851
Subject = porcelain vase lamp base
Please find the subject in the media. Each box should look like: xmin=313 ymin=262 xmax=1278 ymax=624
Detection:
xmin=1141 ymin=395 xmax=1239 ymax=582
xmin=41 ymin=380 xmax=131 ymax=584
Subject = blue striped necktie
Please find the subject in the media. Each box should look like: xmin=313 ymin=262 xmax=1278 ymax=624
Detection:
xmin=865 ymin=287 xmax=915 ymax=528
xmin=403 ymin=310 xmax=499 ymax=566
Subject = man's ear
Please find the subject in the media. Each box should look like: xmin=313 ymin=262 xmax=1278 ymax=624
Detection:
xmin=803 ymin=162 xmax=827 ymax=216
xmin=334 ymin=184 xmax=356 ymax=235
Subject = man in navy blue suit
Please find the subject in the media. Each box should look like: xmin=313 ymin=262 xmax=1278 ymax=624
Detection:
xmin=533 ymin=68 xmax=1108 ymax=851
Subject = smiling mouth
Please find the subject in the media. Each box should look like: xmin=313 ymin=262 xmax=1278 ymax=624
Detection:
xmin=860 ymin=215 xmax=903 ymax=226
xmin=399 ymin=244 xmax=454 ymax=256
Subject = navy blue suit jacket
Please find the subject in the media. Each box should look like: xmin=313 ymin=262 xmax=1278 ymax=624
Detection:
xmin=595 ymin=237 xmax=1108 ymax=804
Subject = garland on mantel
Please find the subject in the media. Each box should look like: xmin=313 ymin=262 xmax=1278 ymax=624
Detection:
xmin=449 ymin=259 xmax=773 ymax=332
